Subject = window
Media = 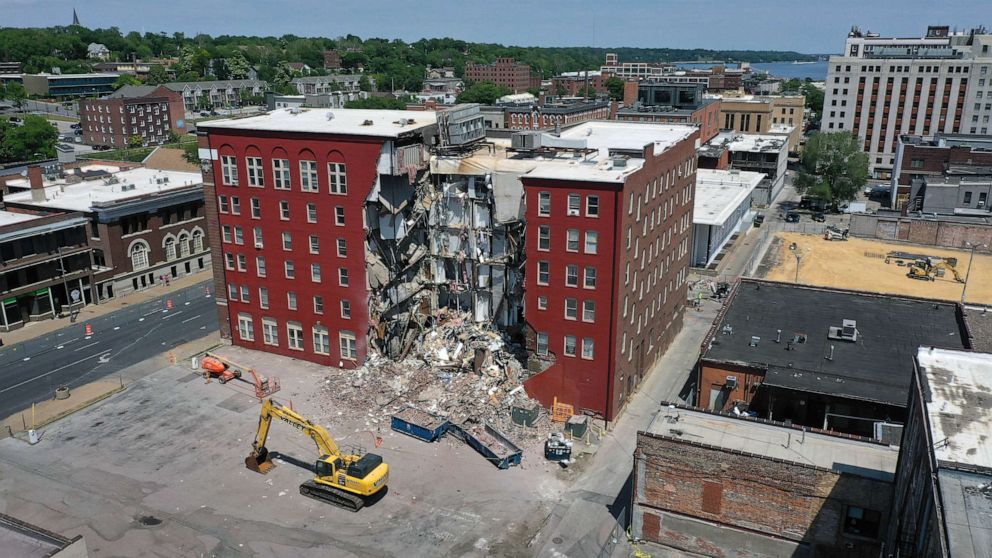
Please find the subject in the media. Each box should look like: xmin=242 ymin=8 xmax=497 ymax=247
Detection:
xmin=279 ymin=200 xmax=290 ymax=220
xmin=218 ymin=195 xmax=229 ymax=213
xmin=564 ymin=335 xmax=577 ymax=356
xmin=262 ymin=318 xmax=278 ymax=346
xmin=564 ymin=298 xmax=578 ymax=319
xmin=222 ymin=225 xmax=232 ymax=243
xmin=309 ymin=235 xmax=320 ymax=254
xmin=581 ymin=338 xmax=594 ymax=359
xmin=566 ymin=264 xmax=578 ymax=287
xmin=537 ymin=261 xmax=550 ymax=285
xmin=582 ymin=266 xmax=596 ymax=289
xmin=843 ymin=507 xmax=881 ymax=539
xmin=129 ymin=241 xmax=149 ymax=270
xmin=336 ymin=238 xmax=347 ymax=257
xmin=536 ymin=332 xmax=549 ymax=356
xmin=964 ymin=191 xmax=973 ymax=204
xmin=538 ymin=192 xmax=551 ymax=216
xmin=246 ymin=157 xmax=264 ymax=187
xmin=307 ymin=203 xmax=317 ymax=223
xmin=239 ymin=285 xmax=250 ymax=303
xmin=567 ymin=193 xmax=580 ymax=215
xmin=228 ymin=283 xmax=237 ymax=300
xmin=259 ymin=287 xmax=269 ymax=309
xmin=566 ymin=229 xmax=579 ymax=252
xmin=230 ymin=197 xmax=240 ymax=215
xmin=300 ymin=160 xmax=318 ymax=192
xmin=328 ymin=162 xmax=347 ymax=194
xmin=233 ymin=227 xmax=244 ymax=245
xmin=221 ymin=155 xmax=238 ymax=185
xmin=273 ymin=158 xmax=290 ymax=189
xmin=165 ymin=237 xmax=176 ymax=260
xmin=250 ymin=197 xmax=261 ymax=218
xmin=910 ymin=158 xmax=924 ymax=169
xmin=341 ymin=300 xmax=351 ymax=318
xmin=237 ymin=254 xmax=247 ymax=271
xmin=537 ymin=296 xmax=548 ymax=310
xmin=585 ymin=231 xmax=598 ymax=254
xmin=237 ymin=313 xmax=254 ymax=341
xmin=224 ymin=252 xmax=235 ymax=270
xmin=287 ymin=291 xmax=297 ymax=310
xmin=282 ymin=232 xmax=292 ymax=251
xmin=256 ymin=256 xmax=266 ymax=277
xmin=586 ymin=195 xmax=599 ymax=217
xmin=285 ymin=260 xmax=295 ymax=279
xmin=287 ymin=322 xmax=304 ymax=351
xmin=338 ymin=267 xmax=349 ymax=286
xmin=311 ymin=263 xmax=322 ymax=283
xmin=583 ymin=300 xmax=595 ymax=322
xmin=335 ymin=206 xmax=345 ymax=226
xmin=253 ymin=227 xmax=263 ymax=248
xmin=538 ymin=226 xmax=550 ymax=251
xmin=339 ymin=331 xmax=357 ymax=360
xmin=312 ymin=326 xmax=331 ymax=355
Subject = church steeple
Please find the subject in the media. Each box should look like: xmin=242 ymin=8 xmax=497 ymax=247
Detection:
xmin=72 ymin=8 xmax=80 ymax=26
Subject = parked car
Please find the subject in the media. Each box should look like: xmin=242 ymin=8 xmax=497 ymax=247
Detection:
xmin=73 ymin=129 xmax=82 ymax=135
xmin=812 ymin=212 xmax=826 ymax=222
xmin=70 ymin=123 xmax=81 ymax=129
xmin=199 ymin=111 xmax=210 ymax=117
xmin=785 ymin=212 xmax=801 ymax=223
xmin=8 ymin=116 xmax=21 ymax=123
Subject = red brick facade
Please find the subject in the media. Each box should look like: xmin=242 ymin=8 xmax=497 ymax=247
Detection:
xmin=522 ymin=132 xmax=698 ymax=420
xmin=893 ymin=139 xmax=992 ymax=209
xmin=616 ymin=100 xmax=722 ymax=143
xmin=79 ymin=85 xmax=186 ymax=148
xmin=464 ymin=57 xmax=540 ymax=93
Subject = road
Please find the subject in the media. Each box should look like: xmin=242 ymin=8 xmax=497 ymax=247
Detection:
xmin=0 ymin=282 xmax=218 ymax=419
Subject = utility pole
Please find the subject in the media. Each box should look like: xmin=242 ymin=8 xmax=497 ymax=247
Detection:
xmin=962 ymin=242 xmax=988 ymax=303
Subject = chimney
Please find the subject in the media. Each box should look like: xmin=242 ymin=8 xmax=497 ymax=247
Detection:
xmin=28 ymin=165 xmax=46 ymax=203
xmin=623 ymin=80 xmax=638 ymax=108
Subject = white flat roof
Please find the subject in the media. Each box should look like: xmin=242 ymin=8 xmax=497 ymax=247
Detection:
xmin=434 ymin=147 xmax=643 ymax=184
xmin=4 ymin=168 xmax=201 ymax=213
xmin=917 ymin=347 xmax=992 ymax=469
xmin=646 ymin=408 xmax=898 ymax=479
xmin=694 ymin=169 xmax=765 ymax=226
xmin=199 ymin=108 xmax=438 ymax=138
xmin=558 ymin=121 xmax=696 ymax=158
xmin=0 ymin=210 xmax=41 ymax=227
xmin=726 ymin=133 xmax=787 ymax=153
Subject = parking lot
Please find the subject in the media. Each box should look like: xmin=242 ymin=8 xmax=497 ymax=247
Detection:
xmin=0 ymin=345 xmax=569 ymax=557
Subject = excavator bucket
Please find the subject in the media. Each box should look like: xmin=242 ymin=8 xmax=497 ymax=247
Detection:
xmin=245 ymin=446 xmax=275 ymax=474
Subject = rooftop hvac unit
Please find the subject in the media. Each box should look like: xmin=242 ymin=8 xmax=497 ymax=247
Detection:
xmin=511 ymin=131 xmax=542 ymax=150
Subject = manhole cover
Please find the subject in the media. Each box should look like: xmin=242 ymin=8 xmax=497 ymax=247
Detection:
xmin=137 ymin=515 xmax=161 ymax=526
xmin=552 ymin=537 xmax=563 ymax=544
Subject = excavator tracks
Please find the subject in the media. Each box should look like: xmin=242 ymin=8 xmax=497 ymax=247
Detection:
xmin=299 ymin=481 xmax=364 ymax=512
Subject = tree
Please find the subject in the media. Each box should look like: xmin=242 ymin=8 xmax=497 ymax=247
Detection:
xmin=167 ymin=130 xmax=181 ymax=144
xmin=146 ymin=64 xmax=169 ymax=85
xmin=226 ymin=53 xmax=252 ymax=80
xmin=800 ymin=82 xmax=825 ymax=122
xmin=605 ymin=77 xmax=625 ymax=101
xmin=456 ymin=82 xmax=511 ymax=105
xmin=127 ymin=134 xmax=143 ymax=148
xmin=344 ymin=96 xmax=408 ymax=110
xmin=794 ymin=132 xmax=869 ymax=204
xmin=358 ymin=75 xmax=372 ymax=92
xmin=182 ymin=140 xmax=199 ymax=166
xmin=0 ymin=115 xmax=58 ymax=163
xmin=3 ymin=82 xmax=27 ymax=110
xmin=113 ymin=74 xmax=141 ymax=89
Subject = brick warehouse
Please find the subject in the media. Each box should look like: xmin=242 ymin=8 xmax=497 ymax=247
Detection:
xmin=198 ymin=107 xmax=698 ymax=420
xmin=79 ymin=84 xmax=187 ymax=148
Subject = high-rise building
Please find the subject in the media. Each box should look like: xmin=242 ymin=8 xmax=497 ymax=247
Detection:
xmin=821 ymin=25 xmax=992 ymax=178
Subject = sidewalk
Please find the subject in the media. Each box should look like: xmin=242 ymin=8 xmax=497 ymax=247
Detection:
xmin=0 ymin=272 xmax=212 ymax=348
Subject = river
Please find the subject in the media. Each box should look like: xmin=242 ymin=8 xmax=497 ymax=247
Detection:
xmin=677 ymin=61 xmax=829 ymax=81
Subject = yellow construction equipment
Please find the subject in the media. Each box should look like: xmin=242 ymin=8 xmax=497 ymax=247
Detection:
xmin=245 ymin=399 xmax=389 ymax=512
xmin=906 ymin=257 xmax=965 ymax=283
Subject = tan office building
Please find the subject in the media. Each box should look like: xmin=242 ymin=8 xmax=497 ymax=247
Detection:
xmin=714 ymin=93 xmax=805 ymax=153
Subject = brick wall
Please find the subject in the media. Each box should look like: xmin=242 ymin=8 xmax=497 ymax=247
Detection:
xmin=632 ymin=432 xmax=891 ymax=557
xmin=849 ymin=213 xmax=992 ymax=253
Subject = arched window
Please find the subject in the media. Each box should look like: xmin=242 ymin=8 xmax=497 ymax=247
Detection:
xmin=130 ymin=241 xmax=150 ymax=270
xmin=178 ymin=233 xmax=191 ymax=257
xmin=164 ymin=236 xmax=176 ymax=261
xmin=192 ymin=229 xmax=204 ymax=252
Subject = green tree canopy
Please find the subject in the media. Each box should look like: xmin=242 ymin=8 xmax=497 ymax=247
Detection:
xmin=2 ymin=81 xmax=27 ymax=109
xmin=145 ymin=64 xmax=169 ymax=85
xmin=344 ymin=96 xmax=409 ymax=110
xmin=605 ymin=77 xmax=625 ymax=101
xmin=113 ymin=74 xmax=141 ymax=89
xmin=456 ymin=82 xmax=511 ymax=105
xmin=0 ymin=115 xmax=58 ymax=163
xmin=794 ymin=132 xmax=869 ymax=204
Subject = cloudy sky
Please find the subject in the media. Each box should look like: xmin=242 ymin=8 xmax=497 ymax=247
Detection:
xmin=1 ymin=0 xmax=988 ymax=53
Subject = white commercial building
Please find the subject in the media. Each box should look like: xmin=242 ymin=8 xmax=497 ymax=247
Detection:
xmin=821 ymin=25 xmax=992 ymax=178
xmin=691 ymin=169 xmax=764 ymax=267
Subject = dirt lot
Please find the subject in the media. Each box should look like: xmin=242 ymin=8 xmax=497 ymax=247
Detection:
xmin=0 ymin=346 xmax=571 ymax=557
xmin=760 ymin=232 xmax=992 ymax=304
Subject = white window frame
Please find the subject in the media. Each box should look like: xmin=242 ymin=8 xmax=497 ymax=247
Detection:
xmin=538 ymin=192 xmax=551 ymax=216
xmin=336 ymin=238 xmax=347 ymax=258
xmin=279 ymin=200 xmax=290 ymax=220
xmin=300 ymin=160 xmax=318 ymax=192
xmin=341 ymin=300 xmax=351 ymax=319
xmin=334 ymin=206 xmax=345 ymax=226
xmin=584 ymin=266 xmax=596 ymax=289
xmin=256 ymin=256 xmax=266 ymax=277
xmin=564 ymin=298 xmax=578 ymax=320
xmin=585 ymin=231 xmax=598 ymax=254
xmin=284 ymin=260 xmax=295 ymax=279
xmin=586 ymin=195 xmax=599 ymax=217
xmin=581 ymin=337 xmax=594 ymax=360
xmin=537 ymin=225 xmax=550 ymax=251
xmin=536 ymin=332 xmax=549 ymax=356
xmin=282 ymin=231 xmax=292 ymax=251
xmin=221 ymin=155 xmax=239 ymax=186
xmin=565 ymin=264 xmax=578 ymax=287
xmin=246 ymin=156 xmax=264 ymax=187
xmin=262 ymin=318 xmax=278 ymax=346
xmin=259 ymin=287 xmax=269 ymax=309
xmin=307 ymin=203 xmax=317 ymax=223
xmin=287 ymin=291 xmax=297 ymax=310
xmin=328 ymin=162 xmax=347 ymax=194
xmin=237 ymin=313 xmax=254 ymax=341
xmin=583 ymin=300 xmax=595 ymax=323
xmin=312 ymin=325 xmax=330 ymax=355
xmin=287 ymin=321 xmax=304 ymax=351
xmin=567 ymin=193 xmax=580 ymax=216
xmin=339 ymin=330 xmax=357 ymax=360
xmin=566 ymin=229 xmax=579 ymax=252
xmin=272 ymin=158 xmax=290 ymax=190
xmin=311 ymin=263 xmax=322 ymax=283
xmin=564 ymin=335 xmax=577 ymax=357
xmin=537 ymin=261 xmax=550 ymax=285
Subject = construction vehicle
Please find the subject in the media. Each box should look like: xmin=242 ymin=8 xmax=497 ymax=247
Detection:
xmin=200 ymin=353 xmax=280 ymax=398
xmin=245 ymin=399 xmax=389 ymax=512
xmin=906 ymin=257 xmax=965 ymax=283
xmin=823 ymin=226 xmax=849 ymax=241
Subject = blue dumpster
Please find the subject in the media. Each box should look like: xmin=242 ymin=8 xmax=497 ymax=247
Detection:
xmin=391 ymin=407 xmax=450 ymax=442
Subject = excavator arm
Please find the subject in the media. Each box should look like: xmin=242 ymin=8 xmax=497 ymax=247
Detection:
xmin=247 ymin=399 xmax=340 ymax=473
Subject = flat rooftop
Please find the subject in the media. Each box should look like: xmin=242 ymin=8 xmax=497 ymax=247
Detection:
xmin=198 ymin=108 xmax=438 ymax=138
xmin=645 ymin=407 xmax=899 ymax=480
xmin=0 ymin=513 xmax=75 ymax=558
xmin=4 ymin=167 xmax=202 ymax=213
xmin=434 ymin=145 xmax=644 ymax=184
xmin=726 ymin=133 xmax=787 ymax=153
xmin=558 ymin=121 xmax=697 ymax=158
xmin=694 ymin=169 xmax=765 ymax=226
xmin=937 ymin=468 xmax=992 ymax=558
xmin=704 ymin=280 xmax=969 ymax=406
xmin=916 ymin=348 xmax=992 ymax=469
xmin=0 ymin=210 xmax=41 ymax=227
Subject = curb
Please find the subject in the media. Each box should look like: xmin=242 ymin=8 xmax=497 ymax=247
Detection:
xmin=3 ymin=383 xmax=127 ymax=440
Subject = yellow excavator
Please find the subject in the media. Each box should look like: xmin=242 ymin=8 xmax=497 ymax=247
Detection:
xmin=906 ymin=257 xmax=965 ymax=283
xmin=245 ymin=398 xmax=389 ymax=512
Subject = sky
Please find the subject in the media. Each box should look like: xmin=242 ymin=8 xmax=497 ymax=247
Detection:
xmin=0 ymin=0 xmax=989 ymax=54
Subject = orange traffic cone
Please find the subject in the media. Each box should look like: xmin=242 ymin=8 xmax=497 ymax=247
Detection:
xmin=166 ymin=299 xmax=174 ymax=310
xmin=85 ymin=323 xmax=93 ymax=335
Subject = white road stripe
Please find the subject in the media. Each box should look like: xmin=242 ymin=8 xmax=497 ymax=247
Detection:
xmin=73 ymin=341 xmax=100 ymax=352
xmin=0 ymin=351 xmax=112 ymax=394
xmin=180 ymin=314 xmax=201 ymax=324
xmin=162 ymin=310 xmax=184 ymax=320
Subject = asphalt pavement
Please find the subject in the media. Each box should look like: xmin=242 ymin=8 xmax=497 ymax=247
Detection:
xmin=0 ymin=282 xmax=218 ymax=419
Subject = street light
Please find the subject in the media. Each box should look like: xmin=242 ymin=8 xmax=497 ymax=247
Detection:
xmin=789 ymin=242 xmax=803 ymax=284
xmin=961 ymin=242 xmax=988 ymax=303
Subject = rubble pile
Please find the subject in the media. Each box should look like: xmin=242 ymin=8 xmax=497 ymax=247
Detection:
xmin=310 ymin=310 xmax=553 ymax=444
